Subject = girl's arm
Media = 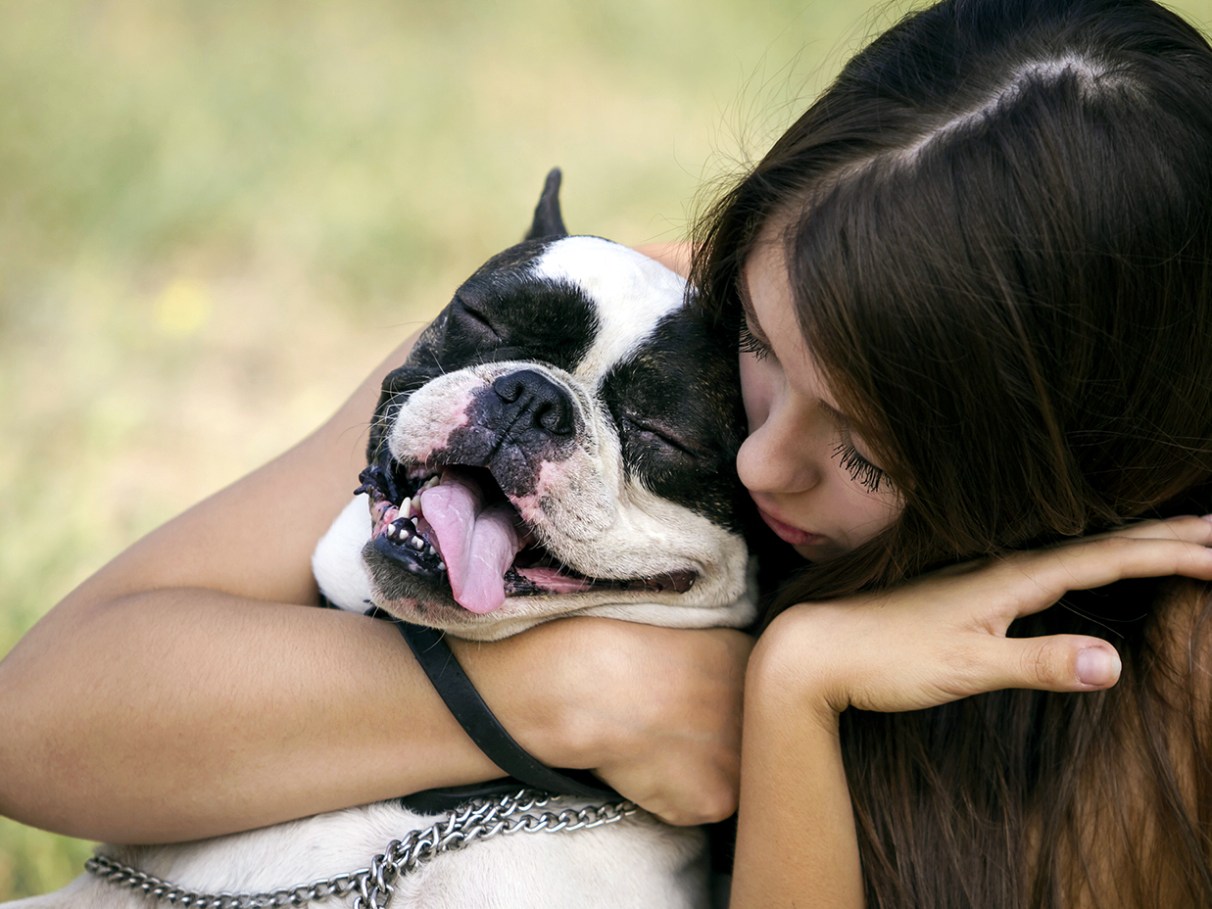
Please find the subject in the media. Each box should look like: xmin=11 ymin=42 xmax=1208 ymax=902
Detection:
xmin=729 ymin=517 xmax=1212 ymax=907
xmin=0 ymin=330 xmax=749 ymax=843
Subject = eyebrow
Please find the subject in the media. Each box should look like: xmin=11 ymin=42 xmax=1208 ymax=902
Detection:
xmin=818 ymin=399 xmax=850 ymax=429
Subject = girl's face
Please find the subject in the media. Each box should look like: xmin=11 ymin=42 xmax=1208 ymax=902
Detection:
xmin=737 ymin=230 xmax=903 ymax=561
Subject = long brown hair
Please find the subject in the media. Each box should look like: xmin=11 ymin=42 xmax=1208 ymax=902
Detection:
xmin=693 ymin=0 xmax=1212 ymax=904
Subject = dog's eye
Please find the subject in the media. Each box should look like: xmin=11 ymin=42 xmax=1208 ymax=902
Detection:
xmin=450 ymin=297 xmax=502 ymax=343
xmin=622 ymin=416 xmax=701 ymax=458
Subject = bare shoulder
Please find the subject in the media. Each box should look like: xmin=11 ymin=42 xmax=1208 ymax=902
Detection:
xmin=633 ymin=242 xmax=694 ymax=278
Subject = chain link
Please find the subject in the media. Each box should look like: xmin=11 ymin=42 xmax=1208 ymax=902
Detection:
xmin=85 ymin=790 xmax=637 ymax=909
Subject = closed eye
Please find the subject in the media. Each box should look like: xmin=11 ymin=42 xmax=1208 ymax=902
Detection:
xmin=739 ymin=321 xmax=772 ymax=361
xmin=451 ymin=297 xmax=502 ymax=341
xmin=832 ymin=437 xmax=891 ymax=493
xmin=622 ymin=416 xmax=704 ymax=458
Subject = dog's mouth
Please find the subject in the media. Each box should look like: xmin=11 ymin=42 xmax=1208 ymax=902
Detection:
xmin=356 ymin=458 xmax=696 ymax=616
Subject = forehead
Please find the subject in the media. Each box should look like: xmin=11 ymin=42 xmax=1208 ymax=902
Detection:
xmin=740 ymin=229 xmax=849 ymax=415
xmin=739 ymin=231 xmax=800 ymax=349
xmin=533 ymin=236 xmax=688 ymax=379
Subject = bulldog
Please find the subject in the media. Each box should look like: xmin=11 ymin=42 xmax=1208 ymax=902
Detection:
xmin=11 ymin=171 xmax=754 ymax=909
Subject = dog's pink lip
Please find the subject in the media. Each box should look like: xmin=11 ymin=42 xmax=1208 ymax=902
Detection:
xmin=754 ymin=502 xmax=826 ymax=547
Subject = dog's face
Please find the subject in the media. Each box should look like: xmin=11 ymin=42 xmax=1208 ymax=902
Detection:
xmin=313 ymin=175 xmax=753 ymax=641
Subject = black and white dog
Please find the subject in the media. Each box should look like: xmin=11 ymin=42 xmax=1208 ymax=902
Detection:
xmin=12 ymin=172 xmax=754 ymax=909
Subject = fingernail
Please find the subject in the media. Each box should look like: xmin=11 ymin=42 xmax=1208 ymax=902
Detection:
xmin=1076 ymin=647 xmax=1121 ymax=686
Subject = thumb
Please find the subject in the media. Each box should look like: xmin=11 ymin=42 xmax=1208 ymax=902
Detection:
xmin=990 ymin=635 xmax=1122 ymax=693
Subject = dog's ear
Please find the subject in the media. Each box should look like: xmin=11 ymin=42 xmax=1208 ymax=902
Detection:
xmin=524 ymin=168 xmax=568 ymax=240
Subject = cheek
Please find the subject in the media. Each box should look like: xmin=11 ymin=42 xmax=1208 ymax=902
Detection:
xmin=837 ymin=487 xmax=903 ymax=548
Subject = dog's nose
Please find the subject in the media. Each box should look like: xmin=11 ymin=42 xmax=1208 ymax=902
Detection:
xmin=492 ymin=369 xmax=575 ymax=436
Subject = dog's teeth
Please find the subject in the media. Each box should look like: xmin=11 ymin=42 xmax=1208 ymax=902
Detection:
xmin=421 ymin=476 xmax=440 ymax=491
xmin=410 ymin=536 xmax=426 ymax=550
xmin=401 ymin=497 xmax=412 ymax=518
xmin=437 ymin=560 xmax=447 ymax=572
xmin=386 ymin=519 xmax=415 ymax=543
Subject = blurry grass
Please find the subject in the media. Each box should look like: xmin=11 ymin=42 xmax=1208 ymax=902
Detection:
xmin=1 ymin=0 xmax=1208 ymax=900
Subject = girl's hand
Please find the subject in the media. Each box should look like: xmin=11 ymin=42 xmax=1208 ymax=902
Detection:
xmin=753 ymin=516 xmax=1212 ymax=718
xmin=584 ymin=622 xmax=752 ymax=826
xmin=457 ymin=617 xmax=752 ymax=826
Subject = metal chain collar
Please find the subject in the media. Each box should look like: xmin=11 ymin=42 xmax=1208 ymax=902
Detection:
xmin=85 ymin=789 xmax=638 ymax=909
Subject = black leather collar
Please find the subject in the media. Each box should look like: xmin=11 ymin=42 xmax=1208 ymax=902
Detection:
xmin=336 ymin=600 xmax=619 ymax=813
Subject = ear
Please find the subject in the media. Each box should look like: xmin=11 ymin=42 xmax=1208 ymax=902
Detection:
xmin=524 ymin=168 xmax=568 ymax=240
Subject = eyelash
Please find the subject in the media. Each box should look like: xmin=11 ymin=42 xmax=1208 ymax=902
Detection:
xmin=738 ymin=322 xmax=772 ymax=360
xmin=740 ymin=316 xmax=889 ymax=494
xmin=833 ymin=439 xmax=890 ymax=493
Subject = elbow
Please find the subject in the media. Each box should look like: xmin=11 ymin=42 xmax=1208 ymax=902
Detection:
xmin=0 ymin=656 xmax=67 ymax=833
xmin=0 ymin=618 xmax=113 ymax=838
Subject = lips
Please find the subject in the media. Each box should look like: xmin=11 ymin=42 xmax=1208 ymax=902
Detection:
xmin=753 ymin=502 xmax=824 ymax=548
xmin=356 ymin=455 xmax=698 ymax=615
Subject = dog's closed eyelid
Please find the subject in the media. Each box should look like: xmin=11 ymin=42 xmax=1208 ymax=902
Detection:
xmin=454 ymin=298 xmax=493 ymax=324
xmin=449 ymin=297 xmax=504 ymax=341
xmin=621 ymin=415 xmax=703 ymax=458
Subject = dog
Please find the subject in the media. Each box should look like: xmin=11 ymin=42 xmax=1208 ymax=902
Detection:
xmin=10 ymin=171 xmax=755 ymax=909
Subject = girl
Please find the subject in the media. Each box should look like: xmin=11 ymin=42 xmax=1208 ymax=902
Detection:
xmin=701 ymin=0 xmax=1212 ymax=904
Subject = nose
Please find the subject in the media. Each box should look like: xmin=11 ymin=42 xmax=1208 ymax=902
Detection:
xmin=491 ymin=369 xmax=575 ymax=436
xmin=736 ymin=407 xmax=820 ymax=496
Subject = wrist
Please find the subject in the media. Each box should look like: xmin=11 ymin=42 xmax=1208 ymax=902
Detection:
xmin=448 ymin=621 xmax=610 ymax=772
xmin=748 ymin=606 xmax=849 ymax=728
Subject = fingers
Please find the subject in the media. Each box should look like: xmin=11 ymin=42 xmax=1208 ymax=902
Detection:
xmin=641 ymin=772 xmax=740 ymax=827
xmin=1084 ymin=514 xmax=1212 ymax=544
xmin=974 ymin=519 xmax=1212 ymax=691
xmin=990 ymin=529 xmax=1212 ymax=619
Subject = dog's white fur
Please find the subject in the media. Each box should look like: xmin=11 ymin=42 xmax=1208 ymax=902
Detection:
xmin=6 ymin=800 xmax=709 ymax=909
xmin=9 ymin=236 xmax=749 ymax=909
xmin=536 ymin=236 xmax=688 ymax=377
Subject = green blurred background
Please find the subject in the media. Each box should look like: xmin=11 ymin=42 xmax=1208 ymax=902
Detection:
xmin=1 ymin=0 xmax=1208 ymax=899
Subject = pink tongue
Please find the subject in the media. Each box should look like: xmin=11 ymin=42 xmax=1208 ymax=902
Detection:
xmin=419 ymin=473 xmax=522 ymax=614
